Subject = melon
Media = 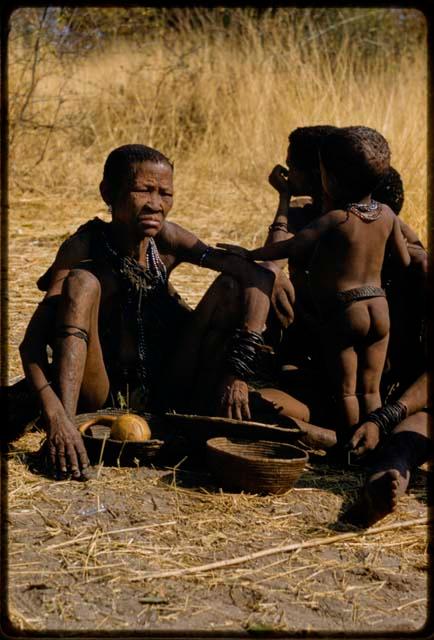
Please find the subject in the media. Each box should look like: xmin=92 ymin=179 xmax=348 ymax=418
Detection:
xmin=109 ymin=414 xmax=151 ymax=441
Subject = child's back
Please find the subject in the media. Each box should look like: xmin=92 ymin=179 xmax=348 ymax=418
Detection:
xmin=304 ymin=202 xmax=401 ymax=310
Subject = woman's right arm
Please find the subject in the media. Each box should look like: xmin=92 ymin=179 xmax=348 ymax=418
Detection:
xmin=19 ymin=232 xmax=91 ymax=478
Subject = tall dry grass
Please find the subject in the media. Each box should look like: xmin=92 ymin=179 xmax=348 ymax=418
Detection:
xmin=7 ymin=8 xmax=428 ymax=376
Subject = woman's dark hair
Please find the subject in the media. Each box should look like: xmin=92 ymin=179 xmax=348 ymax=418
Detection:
xmin=320 ymin=126 xmax=391 ymax=202
xmin=102 ymin=144 xmax=173 ymax=202
xmin=288 ymin=125 xmax=338 ymax=172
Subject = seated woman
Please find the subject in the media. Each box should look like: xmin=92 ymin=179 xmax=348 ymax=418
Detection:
xmin=17 ymin=144 xmax=275 ymax=479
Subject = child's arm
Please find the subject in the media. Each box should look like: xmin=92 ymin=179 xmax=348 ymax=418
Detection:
xmin=220 ymin=213 xmax=334 ymax=266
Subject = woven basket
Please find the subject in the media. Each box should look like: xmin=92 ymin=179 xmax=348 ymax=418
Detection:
xmin=74 ymin=409 xmax=164 ymax=467
xmin=206 ymin=437 xmax=308 ymax=494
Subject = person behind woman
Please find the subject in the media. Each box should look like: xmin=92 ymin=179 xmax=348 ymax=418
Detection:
xmin=219 ymin=127 xmax=411 ymax=435
xmin=258 ymin=125 xmax=427 ymax=424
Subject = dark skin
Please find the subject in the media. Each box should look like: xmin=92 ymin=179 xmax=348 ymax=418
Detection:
xmin=344 ymin=372 xmax=430 ymax=526
xmin=20 ymin=160 xmax=274 ymax=479
xmin=220 ymin=175 xmax=411 ymax=431
xmin=260 ymin=139 xmax=431 ymax=525
xmin=250 ymin=135 xmax=426 ymax=426
xmin=235 ymin=134 xmax=429 ymax=527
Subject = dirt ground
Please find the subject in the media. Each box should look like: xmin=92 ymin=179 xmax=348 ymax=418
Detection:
xmin=4 ymin=199 xmax=431 ymax=636
xmin=4 ymin=428 xmax=431 ymax=636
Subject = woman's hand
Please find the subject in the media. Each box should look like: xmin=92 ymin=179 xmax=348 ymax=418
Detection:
xmin=349 ymin=421 xmax=380 ymax=457
xmin=268 ymin=165 xmax=290 ymax=195
xmin=218 ymin=374 xmax=251 ymax=421
xmin=261 ymin=263 xmax=295 ymax=328
xmin=43 ymin=405 xmax=90 ymax=480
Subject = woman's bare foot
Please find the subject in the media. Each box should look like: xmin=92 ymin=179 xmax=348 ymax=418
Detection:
xmin=342 ymin=468 xmax=410 ymax=528
xmin=297 ymin=422 xmax=337 ymax=450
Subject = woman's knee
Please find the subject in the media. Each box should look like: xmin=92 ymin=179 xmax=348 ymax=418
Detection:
xmin=394 ymin=411 xmax=431 ymax=438
xmin=202 ymin=274 xmax=242 ymax=327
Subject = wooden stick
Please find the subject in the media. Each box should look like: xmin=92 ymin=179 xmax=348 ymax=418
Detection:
xmin=142 ymin=516 xmax=430 ymax=580
xmin=44 ymin=520 xmax=176 ymax=551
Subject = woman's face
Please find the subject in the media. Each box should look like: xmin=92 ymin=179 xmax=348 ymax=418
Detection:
xmin=319 ymin=155 xmax=334 ymax=199
xmin=285 ymin=145 xmax=314 ymax=196
xmin=111 ymin=161 xmax=174 ymax=238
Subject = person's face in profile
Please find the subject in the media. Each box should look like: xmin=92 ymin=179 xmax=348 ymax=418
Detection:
xmin=286 ymin=145 xmax=314 ymax=197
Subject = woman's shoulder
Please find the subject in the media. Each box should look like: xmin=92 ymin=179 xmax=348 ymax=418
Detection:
xmin=37 ymin=217 xmax=107 ymax=291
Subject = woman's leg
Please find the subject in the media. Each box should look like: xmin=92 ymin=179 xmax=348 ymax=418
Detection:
xmin=166 ymin=274 xmax=242 ymax=413
xmin=343 ymin=411 xmax=433 ymax=527
xmin=358 ymin=297 xmax=390 ymax=417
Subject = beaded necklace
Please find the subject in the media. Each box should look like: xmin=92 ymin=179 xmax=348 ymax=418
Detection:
xmin=346 ymin=199 xmax=382 ymax=221
xmin=99 ymin=227 xmax=168 ymax=403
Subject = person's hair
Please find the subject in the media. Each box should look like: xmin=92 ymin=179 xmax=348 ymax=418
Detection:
xmin=288 ymin=125 xmax=338 ymax=172
xmin=102 ymin=144 xmax=173 ymax=203
xmin=320 ymin=126 xmax=391 ymax=202
xmin=372 ymin=165 xmax=404 ymax=215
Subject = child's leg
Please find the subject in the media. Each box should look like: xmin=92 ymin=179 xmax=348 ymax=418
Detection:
xmin=358 ymin=298 xmax=390 ymax=418
xmin=358 ymin=334 xmax=389 ymax=415
xmin=320 ymin=333 xmax=359 ymax=430
xmin=336 ymin=345 xmax=360 ymax=428
xmin=321 ymin=299 xmax=374 ymax=432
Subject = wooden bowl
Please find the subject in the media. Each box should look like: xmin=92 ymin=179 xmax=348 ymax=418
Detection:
xmin=74 ymin=409 xmax=164 ymax=467
xmin=206 ymin=437 xmax=308 ymax=494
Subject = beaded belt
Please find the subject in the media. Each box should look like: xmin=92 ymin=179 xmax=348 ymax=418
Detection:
xmin=335 ymin=286 xmax=386 ymax=306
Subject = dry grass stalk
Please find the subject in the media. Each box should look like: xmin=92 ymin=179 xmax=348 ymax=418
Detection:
xmin=138 ymin=516 xmax=430 ymax=580
xmin=43 ymin=520 xmax=177 ymax=552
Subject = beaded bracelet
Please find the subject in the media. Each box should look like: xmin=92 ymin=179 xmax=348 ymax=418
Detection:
xmin=198 ymin=246 xmax=212 ymax=267
xmin=364 ymin=401 xmax=408 ymax=439
xmin=268 ymin=222 xmax=288 ymax=233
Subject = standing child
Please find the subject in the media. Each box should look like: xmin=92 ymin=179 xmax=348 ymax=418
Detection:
xmin=220 ymin=126 xmax=411 ymax=437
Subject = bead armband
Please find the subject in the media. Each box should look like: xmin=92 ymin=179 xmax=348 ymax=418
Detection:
xmin=364 ymin=401 xmax=408 ymax=439
xmin=268 ymin=222 xmax=288 ymax=233
xmin=225 ymin=328 xmax=265 ymax=381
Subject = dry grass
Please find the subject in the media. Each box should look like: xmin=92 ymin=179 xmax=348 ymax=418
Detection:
xmin=5 ymin=431 xmax=430 ymax=633
xmin=5 ymin=8 xmax=430 ymax=633
xmin=6 ymin=9 xmax=428 ymax=379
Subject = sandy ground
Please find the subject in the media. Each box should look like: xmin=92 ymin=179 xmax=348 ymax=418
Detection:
xmin=5 ymin=429 xmax=430 ymax=635
xmin=4 ymin=198 xmax=431 ymax=635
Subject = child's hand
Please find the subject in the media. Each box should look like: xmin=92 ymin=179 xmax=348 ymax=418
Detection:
xmin=268 ymin=164 xmax=290 ymax=194
xmin=216 ymin=243 xmax=251 ymax=260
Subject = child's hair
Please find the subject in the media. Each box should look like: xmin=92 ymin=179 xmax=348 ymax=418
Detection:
xmin=288 ymin=125 xmax=338 ymax=172
xmin=103 ymin=144 xmax=173 ymax=201
xmin=372 ymin=166 xmax=404 ymax=215
xmin=320 ymin=126 xmax=391 ymax=202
